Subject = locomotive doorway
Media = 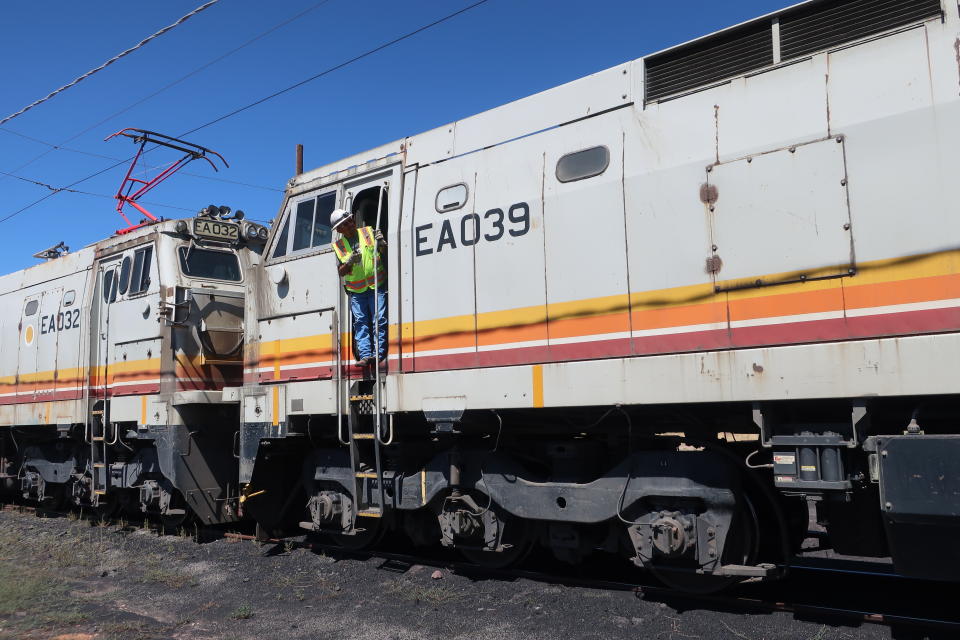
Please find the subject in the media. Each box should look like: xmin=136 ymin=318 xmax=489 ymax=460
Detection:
xmin=91 ymin=258 xmax=121 ymax=408
xmin=340 ymin=167 xmax=401 ymax=366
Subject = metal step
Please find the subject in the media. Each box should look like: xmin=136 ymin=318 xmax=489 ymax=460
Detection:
xmin=356 ymin=509 xmax=382 ymax=518
xmin=92 ymin=436 xmax=105 ymax=442
xmin=355 ymin=471 xmax=377 ymax=478
xmin=94 ymin=489 xmax=107 ymax=496
xmin=93 ymin=463 xmax=105 ymax=468
xmin=350 ymin=394 xmax=374 ymax=402
xmin=353 ymin=433 xmax=375 ymax=440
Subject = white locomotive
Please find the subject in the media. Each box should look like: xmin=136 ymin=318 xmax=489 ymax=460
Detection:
xmin=234 ymin=0 xmax=960 ymax=587
xmin=0 ymin=207 xmax=268 ymax=525
xmin=3 ymin=0 xmax=958 ymax=590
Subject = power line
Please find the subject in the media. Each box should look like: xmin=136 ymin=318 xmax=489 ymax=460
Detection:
xmin=0 ymin=168 xmax=191 ymax=211
xmin=0 ymin=0 xmax=222 ymax=127
xmin=182 ymin=0 xmax=491 ymax=137
xmin=0 ymin=129 xmax=282 ymax=192
xmin=0 ymin=1 xmax=330 ymax=189
xmin=0 ymin=161 xmax=127 ymax=224
xmin=0 ymin=0 xmax=492 ymax=225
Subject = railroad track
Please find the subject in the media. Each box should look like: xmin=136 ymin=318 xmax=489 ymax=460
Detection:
xmin=4 ymin=502 xmax=957 ymax=634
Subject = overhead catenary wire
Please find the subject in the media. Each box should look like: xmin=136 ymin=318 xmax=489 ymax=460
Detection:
xmin=0 ymin=136 xmax=282 ymax=193
xmin=181 ymin=0 xmax=492 ymax=137
xmin=0 ymin=1 xmax=333 ymax=190
xmin=0 ymin=169 xmax=193 ymax=213
xmin=0 ymin=0 xmax=492 ymax=225
xmin=0 ymin=0 xmax=222 ymax=127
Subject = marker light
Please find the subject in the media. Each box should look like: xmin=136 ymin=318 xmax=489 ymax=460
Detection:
xmin=175 ymin=220 xmax=188 ymax=234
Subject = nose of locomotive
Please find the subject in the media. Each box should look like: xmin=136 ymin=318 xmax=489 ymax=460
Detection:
xmin=189 ymin=291 xmax=245 ymax=363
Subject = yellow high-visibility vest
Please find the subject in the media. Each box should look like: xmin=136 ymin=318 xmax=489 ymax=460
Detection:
xmin=332 ymin=226 xmax=385 ymax=293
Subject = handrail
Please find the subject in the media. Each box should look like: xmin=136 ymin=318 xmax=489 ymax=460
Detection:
xmin=372 ymin=183 xmax=387 ymax=437
xmin=334 ymin=307 xmax=348 ymax=446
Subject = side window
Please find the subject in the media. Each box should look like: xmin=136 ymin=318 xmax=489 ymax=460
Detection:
xmin=436 ymin=183 xmax=468 ymax=213
xmin=118 ymin=256 xmax=132 ymax=295
xmin=102 ymin=269 xmax=118 ymax=304
xmin=292 ymin=199 xmax=315 ymax=252
xmin=312 ymin=192 xmax=335 ymax=247
xmin=271 ymin=217 xmax=290 ymax=259
xmin=129 ymin=246 xmax=153 ymax=295
xmin=24 ymin=299 xmax=39 ymax=316
xmin=271 ymin=191 xmax=337 ymax=259
xmin=556 ymin=146 xmax=610 ymax=183
xmin=62 ymin=290 xmax=76 ymax=307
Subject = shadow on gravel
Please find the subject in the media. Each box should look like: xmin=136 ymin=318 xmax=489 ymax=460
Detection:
xmin=640 ymin=583 xmax=958 ymax=640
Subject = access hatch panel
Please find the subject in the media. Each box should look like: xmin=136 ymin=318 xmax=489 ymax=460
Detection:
xmin=706 ymin=136 xmax=854 ymax=291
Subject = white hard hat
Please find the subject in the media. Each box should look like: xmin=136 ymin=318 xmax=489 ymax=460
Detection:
xmin=330 ymin=208 xmax=353 ymax=230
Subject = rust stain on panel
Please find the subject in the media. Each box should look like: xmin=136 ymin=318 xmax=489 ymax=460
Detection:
xmin=705 ymin=255 xmax=723 ymax=274
xmin=699 ymin=183 xmax=718 ymax=205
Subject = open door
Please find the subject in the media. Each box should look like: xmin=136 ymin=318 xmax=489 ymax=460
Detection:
xmin=340 ymin=169 xmax=399 ymax=373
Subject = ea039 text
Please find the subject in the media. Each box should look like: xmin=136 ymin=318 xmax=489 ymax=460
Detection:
xmin=415 ymin=202 xmax=531 ymax=257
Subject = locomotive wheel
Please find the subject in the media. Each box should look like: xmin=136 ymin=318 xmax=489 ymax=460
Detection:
xmin=39 ymin=483 xmax=69 ymax=512
xmin=89 ymin=494 xmax=120 ymax=522
xmin=645 ymin=493 xmax=760 ymax=594
xmin=323 ymin=517 xmax=386 ymax=551
xmin=160 ymin=509 xmax=196 ymax=535
xmin=458 ymin=511 xmax=534 ymax=569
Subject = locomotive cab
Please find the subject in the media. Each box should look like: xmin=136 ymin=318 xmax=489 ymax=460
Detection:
xmin=0 ymin=211 xmax=268 ymax=526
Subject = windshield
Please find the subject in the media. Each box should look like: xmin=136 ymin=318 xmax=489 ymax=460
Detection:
xmin=178 ymin=247 xmax=242 ymax=282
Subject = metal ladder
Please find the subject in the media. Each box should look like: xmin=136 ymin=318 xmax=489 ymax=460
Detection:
xmin=88 ymin=403 xmax=109 ymax=503
xmin=347 ymin=378 xmax=387 ymax=522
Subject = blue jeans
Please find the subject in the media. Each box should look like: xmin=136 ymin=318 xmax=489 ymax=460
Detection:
xmin=350 ymin=288 xmax=387 ymax=361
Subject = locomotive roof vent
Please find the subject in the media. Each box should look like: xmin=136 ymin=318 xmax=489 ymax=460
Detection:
xmin=644 ymin=0 xmax=943 ymax=103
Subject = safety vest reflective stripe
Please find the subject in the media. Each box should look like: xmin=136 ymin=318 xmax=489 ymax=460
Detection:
xmin=336 ymin=226 xmax=385 ymax=293
xmin=332 ymin=239 xmax=350 ymax=261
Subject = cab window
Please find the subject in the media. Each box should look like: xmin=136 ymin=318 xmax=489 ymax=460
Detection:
xmin=102 ymin=269 xmax=118 ymax=303
xmin=179 ymin=247 xmax=242 ymax=282
xmin=271 ymin=191 xmax=336 ymax=259
xmin=129 ymin=246 xmax=152 ymax=294
xmin=118 ymin=256 xmax=132 ymax=294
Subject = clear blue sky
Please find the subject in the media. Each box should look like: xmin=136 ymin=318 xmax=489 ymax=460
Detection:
xmin=0 ymin=0 xmax=787 ymax=274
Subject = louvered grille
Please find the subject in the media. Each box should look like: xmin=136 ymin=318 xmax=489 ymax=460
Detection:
xmin=780 ymin=0 xmax=943 ymax=60
xmin=644 ymin=0 xmax=942 ymax=103
xmin=645 ymin=22 xmax=773 ymax=102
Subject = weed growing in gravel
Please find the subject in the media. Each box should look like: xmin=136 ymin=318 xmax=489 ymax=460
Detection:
xmin=384 ymin=579 xmax=463 ymax=605
xmin=141 ymin=557 xmax=196 ymax=589
xmin=230 ymin=604 xmax=254 ymax=619
xmin=101 ymin=619 xmax=166 ymax=640
xmin=0 ymin=556 xmax=88 ymax=634
xmin=0 ymin=565 xmax=59 ymax=615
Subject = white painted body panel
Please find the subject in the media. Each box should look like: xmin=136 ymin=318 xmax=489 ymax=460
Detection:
xmin=247 ymin=3 xmax=960 ymax=422
xmin=0 ymin=220 xmax=251 ymax=429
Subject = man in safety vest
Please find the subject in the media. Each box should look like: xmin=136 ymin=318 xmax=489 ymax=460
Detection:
xmin=330 ymin=208 xmax=387 ymax=368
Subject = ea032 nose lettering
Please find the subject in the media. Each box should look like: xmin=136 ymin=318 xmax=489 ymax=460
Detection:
xmin=39 ymin=309 xmax=80 ymax=335
xmin=415 ymin=202 xmax=531 ymax=257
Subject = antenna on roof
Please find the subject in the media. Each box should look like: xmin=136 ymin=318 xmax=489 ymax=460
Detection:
xmin=105 ymin=128 xmax=229 ymax=235
xmin=33 ymin=241 xmax=69 ymax=261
